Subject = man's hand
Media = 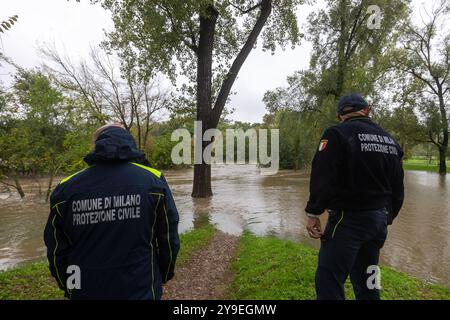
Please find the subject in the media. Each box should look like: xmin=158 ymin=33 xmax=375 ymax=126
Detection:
xmin=306 ymin=217 xmax=323 ymax=239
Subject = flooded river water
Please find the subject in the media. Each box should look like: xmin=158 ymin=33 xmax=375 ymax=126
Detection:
xmin=0 ymin=165 xmax=449 ymax=287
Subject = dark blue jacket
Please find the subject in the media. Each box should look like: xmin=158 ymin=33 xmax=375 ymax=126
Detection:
xmin=305 ymin=116 xmax=404 ymax=224
xmin=44 ymin=127 xmax=180 ymax=300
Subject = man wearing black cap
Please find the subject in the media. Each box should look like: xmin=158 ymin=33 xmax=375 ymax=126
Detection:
xmin=44 ymin=124 xmax=180 ymax=300
xmin=305 ymin=93 xmax=404 ymax=300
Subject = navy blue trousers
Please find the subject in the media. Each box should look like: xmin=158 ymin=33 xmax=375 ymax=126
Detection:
xmin=315 ymin=208 xmax=388 ymax=300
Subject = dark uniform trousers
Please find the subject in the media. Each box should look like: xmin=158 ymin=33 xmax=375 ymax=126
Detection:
xmin=316 ymin=208 xmax=388 ymax=300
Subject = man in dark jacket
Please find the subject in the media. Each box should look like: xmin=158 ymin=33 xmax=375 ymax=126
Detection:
xmin=44 ymin=124 xmax=180 ymax=300
xmin=305 ymin=93 xmax=404 ymax=300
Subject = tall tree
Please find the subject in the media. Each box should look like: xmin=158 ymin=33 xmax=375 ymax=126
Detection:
xmin=0 ymin=70 xmax=67 ymax=200
xmin=98 ymin=0 xmax=303 ymax=197
xmin=14 ymin=70 xmax=69 ymax=202
xmin=41 ymin=45 xmax=170 ymax=150
xmin=306 ymin=0 xmax=409 ymax=109
xmin=396 ymin=0 xmax=450 ymax=174
xmin=266 ymin=0 xmax=409 ymax=118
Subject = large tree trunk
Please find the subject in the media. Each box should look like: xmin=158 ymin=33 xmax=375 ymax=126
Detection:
xmin=192 ymin=5 xmax=218 ymax=198
xmin=192 ymin=160 xmax=212 ymax=198
xmin=438 ymin=145 xmax=447 ymax=175
xmin=438 ymin=87 xmax=448 ymax=175
xmin=192 ymin=0 xmax=272 ymax=197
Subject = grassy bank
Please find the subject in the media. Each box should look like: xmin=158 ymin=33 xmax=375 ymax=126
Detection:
xmin=0 ymin=224 xmax=215 ymax=300
xmin=403 ymin=158 xmax=450 ymax=173
xmin=227 ymin=232 xmax=450 ymax=300
xmin=0 ymin=262 xmax=64 ymax=300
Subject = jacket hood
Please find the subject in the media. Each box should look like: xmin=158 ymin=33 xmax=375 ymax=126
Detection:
xmin=84 ymin=127 xmax=146 ymax=165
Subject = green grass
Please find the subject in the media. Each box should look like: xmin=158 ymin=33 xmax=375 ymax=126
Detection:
xmin=2 ymin=227 xmax=450 ymax=300
xmin=0 ymin=262 xmax=64 ymax=300
xmin=403 ymin=158 xmax=450 ymax=173
xmin=0 ymin=225 xmax=216 ymax=300
xmin=227 ymin=232 xmax=450 ymax=300
xmin=177 ymin=224 xmax=216 ymax=265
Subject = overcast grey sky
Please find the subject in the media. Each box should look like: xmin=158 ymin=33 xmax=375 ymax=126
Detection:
xmin=0 ymin=0 xmax=433 ymax=123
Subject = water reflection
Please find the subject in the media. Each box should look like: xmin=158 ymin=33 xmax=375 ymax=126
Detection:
xmin=0 ymin=165 xmax=449 ymax=287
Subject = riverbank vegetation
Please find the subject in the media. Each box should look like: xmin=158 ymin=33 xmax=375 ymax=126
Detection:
xmin=228 ymin=232 xmax=450 ymax=300
xmin=1 ymin=226 xmax=449 ymax=300
xmin=403 ymin=158 xmax=450 ymax=173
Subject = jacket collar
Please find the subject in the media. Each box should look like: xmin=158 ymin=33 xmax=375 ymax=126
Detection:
xmin=343 ymin=115 xmax=371 ymax=123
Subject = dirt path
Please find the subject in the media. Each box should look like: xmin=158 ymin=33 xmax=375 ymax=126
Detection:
xmin=163 ymin=230 xmax=239 ymax=300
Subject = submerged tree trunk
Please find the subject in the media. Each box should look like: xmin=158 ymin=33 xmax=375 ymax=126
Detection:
xmin=192 ymin=161 xmax=212 ymax=198
xmin=45 ymin=173 xmax=54 ymax=203
xmin=437 ymin=87 xmax=448 ymax=175
xmin=12 ymin=174 xmax=25 ymax=199
xmin=438 ymin=146 xmax=447 ymax=175
xmin=191 ymin=5 xmax=217 ymax=198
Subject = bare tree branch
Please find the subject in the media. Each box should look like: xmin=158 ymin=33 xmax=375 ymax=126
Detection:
xmin=230 ymin=1 xmax=262 ymax=14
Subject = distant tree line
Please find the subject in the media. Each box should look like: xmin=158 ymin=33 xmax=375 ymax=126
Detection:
xmin=0 ymin=47 xmax=182 ymax=201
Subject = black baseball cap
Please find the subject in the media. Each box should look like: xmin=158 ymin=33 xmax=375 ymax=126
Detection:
xmin=337 ymin=93 xmax=369 ymax=115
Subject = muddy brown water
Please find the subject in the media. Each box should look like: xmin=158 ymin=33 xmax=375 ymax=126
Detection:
xmin=0 ymin=165 xmax=449 ymax=287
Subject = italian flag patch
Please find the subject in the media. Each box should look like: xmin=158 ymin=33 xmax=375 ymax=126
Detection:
xmin=318 ymin=139 xmax=328 ymax=151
